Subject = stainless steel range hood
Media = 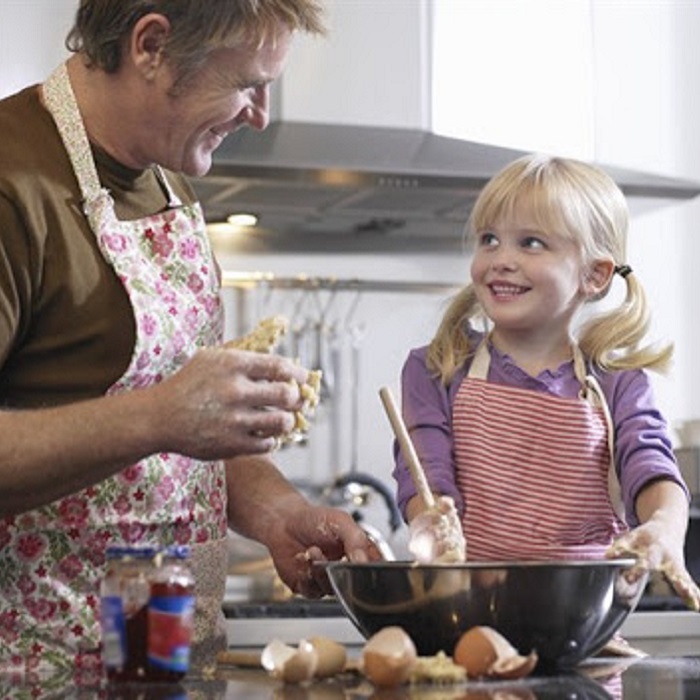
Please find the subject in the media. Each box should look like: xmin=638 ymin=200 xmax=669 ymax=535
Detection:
xmin=189 ymin=121 xmax=700 ymax=251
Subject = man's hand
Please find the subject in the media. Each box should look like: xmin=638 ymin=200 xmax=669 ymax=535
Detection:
xmin=226 ymin=456 xmax=382 ymax=599
xmin=153 ymin=347 xmax=310 ymax=458
xmin=266 ymin=504 xmax=383 ymax=598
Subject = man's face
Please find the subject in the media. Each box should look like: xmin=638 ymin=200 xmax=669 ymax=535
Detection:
xmin=137 ymin=29 xmax=293 ymax=176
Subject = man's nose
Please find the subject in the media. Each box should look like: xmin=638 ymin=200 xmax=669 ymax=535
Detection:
xmin=243 ymin=84 xmax=270 ymax=131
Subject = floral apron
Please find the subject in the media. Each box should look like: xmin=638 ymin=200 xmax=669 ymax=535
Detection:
xmin=453 ymin=341 xmax=627 ymax=561
xmin=0 ymin=63 xmax=228 ymax=678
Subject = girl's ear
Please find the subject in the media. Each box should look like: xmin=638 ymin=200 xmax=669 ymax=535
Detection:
xmin=583 ymin=258 xmax=615 ymax=299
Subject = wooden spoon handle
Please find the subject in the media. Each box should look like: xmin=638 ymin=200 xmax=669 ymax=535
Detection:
xmin=217 ymin=650 xmax=263 ymax=668
xmin=379 ymin=386 xmax=435 ymax=509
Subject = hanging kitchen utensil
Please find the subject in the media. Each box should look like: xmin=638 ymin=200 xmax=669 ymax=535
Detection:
xmin=345 ymin=290 xmax=366 ymax=475
xmin=310 ymin=283 xmax=338 ymax=400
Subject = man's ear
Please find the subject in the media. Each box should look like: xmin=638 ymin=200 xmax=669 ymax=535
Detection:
xmin=583 ymin=258 xmax=615 ymax=299
xmin=130 ymin=14 xmax=170 ymax=79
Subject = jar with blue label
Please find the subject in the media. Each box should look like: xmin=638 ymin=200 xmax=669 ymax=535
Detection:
xmin=147 ymin=545 xmax=195 ymax=681
xmin=100 ymin=545 xmax=157 ymax=681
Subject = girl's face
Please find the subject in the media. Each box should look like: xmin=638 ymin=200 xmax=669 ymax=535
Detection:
xmin=470 ymin=209 xmax=588 ymax=344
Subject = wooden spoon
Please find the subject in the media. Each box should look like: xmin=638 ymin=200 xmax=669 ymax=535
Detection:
xmin=378 ymin=386 xmax=435 ymax=509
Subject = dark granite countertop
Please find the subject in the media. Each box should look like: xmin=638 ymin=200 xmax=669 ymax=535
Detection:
xmin=3 ymin=656 xmax=700 ymax=698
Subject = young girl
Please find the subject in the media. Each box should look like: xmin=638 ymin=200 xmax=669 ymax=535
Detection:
xmin=392 ymin=153 xmax=700 ymax=610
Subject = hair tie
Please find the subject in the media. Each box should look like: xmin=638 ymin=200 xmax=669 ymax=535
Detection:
xmin=615 ymin=264 xmax=633 ymax=279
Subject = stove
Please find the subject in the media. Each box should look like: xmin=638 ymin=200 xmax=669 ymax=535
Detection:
xmin=223 ymin=597 xmax=700 ymax=656
xmin=224 ymin=598 xmax=364 ymax=647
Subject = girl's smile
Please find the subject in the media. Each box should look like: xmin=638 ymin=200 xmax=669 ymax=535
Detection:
xmin=487 ymin=281 xmax=531 ymax=299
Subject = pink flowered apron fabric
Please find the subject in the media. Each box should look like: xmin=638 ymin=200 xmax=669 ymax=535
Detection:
xmin=0 ymin=63 xmax=228 ymax=677
xmin=454 ymin=341 xmax=627 ymax=561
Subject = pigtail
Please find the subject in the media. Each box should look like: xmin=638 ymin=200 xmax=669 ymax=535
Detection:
xmin=578 ymin=270 xmax=672 ymax=373
xmin=426 ymin=285 xmax=481 ymax=385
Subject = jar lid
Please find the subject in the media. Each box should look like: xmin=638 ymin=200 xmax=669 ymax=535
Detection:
xmin=105 ymin=545 xmax=159 ymax=559
xmin=162 ymin=545 xmax=191 ymax=560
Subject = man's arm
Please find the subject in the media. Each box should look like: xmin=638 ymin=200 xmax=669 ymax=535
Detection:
xmin=0 ymin=348 xmax=307 ymax=517
xmin=226 ymin=454 xmax=377 ymax=597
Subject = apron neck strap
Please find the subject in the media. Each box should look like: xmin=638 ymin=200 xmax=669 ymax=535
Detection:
xmin=42 ymin=62 xmax=102 ymax=202
xmin=42 ymin=62 xmax=182 ymax=210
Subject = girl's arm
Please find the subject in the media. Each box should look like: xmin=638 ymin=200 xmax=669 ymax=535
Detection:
xmin=393 ymin=347 xmax=462 ymax=520
xmin=607 ymin=370 xmax=698 ymax=608
xmin=609 ymin=368 xmax=688 ymax=525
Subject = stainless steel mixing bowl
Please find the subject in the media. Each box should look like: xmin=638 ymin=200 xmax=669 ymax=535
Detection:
xmin=326 ymin=558 xmax=646 ymax=670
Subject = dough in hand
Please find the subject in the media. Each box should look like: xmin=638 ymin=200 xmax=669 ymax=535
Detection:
xmin=223 ymin=315 xmax=290 ymax=353
xmin=224 ymin=316 xmax=321 ymax=445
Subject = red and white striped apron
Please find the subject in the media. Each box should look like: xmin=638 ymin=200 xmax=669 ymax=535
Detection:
xmin=454 ymin=341 xmax=627 ymax=561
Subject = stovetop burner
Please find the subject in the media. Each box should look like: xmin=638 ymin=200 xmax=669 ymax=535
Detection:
xmin=635 ymin=594 xmax=689 ymax=612
xmin=223 ymin=598 xmax=345 ymax=619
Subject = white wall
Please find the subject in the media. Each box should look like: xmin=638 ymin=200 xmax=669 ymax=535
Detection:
xmin=281 ymin=0 xmax=432 ymax=129
xmin=0 ymin=0 xmax=73 ymax=98
xmin=591 ymin=2 xmax=700 ymax=423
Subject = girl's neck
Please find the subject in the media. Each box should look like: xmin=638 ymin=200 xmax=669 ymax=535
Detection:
xmin=489 ymin=330 xmax=574 ymax=377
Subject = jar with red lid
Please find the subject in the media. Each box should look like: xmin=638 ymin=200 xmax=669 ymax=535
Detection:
xmin=100 ymin=545 xmax=157 ymax=682
xmin=146 ymin=545 xmax=195 ymax=681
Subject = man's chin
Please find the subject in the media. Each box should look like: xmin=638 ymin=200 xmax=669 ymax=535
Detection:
xmin=182 ymin=153 xmax=214 ymax=178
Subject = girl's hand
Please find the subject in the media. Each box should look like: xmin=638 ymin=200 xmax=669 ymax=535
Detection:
xmin=408 ymin=495 xmax=466 ymax=564
xmin=606 ymin=520 xmax=700 ymax=612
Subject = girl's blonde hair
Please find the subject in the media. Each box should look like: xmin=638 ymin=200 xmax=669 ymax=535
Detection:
xmin=427 ymin=154 xmax=672 ymax=384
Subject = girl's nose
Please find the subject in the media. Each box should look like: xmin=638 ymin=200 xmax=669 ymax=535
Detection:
xmin=242 ymin=84 xmax=270 ymax=131
xmin=490 ymin=245 xmax=517 ymax=271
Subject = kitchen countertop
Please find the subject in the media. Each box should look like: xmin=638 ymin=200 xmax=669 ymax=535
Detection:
xmin=3 ymin=656 xmax=700 ymax=699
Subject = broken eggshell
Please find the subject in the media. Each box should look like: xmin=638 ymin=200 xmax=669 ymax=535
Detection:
xmin=453 ymin=626 xmax=538 ymax=680
xmin=361 ymin=626 xmax=418 ymax=688
xmin=308 ymin=636 xmax=348 ymax=678
xmin=261 ymin=638 xmax=319 ymax=683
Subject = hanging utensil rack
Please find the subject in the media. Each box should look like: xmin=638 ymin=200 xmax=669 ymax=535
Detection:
xmin=221 ymin=271 xmax=461 ymax=295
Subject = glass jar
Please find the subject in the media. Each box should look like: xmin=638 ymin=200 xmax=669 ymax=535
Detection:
xmin=147 ymin=545 xmax=195 ymax=681
xmin=100 ymin=545 xmax=157 ymax=682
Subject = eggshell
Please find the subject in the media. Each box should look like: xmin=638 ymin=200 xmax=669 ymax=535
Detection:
xmin=308 ymin=636 xmax=347 ymax=678
xmin=490 ymin=650 xmax=539 ymax=679
xmin=453 ymin=626 xmax=537 ymax=680
xmin=361 ymin=626 xmax=417 ymax=688
xmin=261 ymin=638 xmax=318 ymax=683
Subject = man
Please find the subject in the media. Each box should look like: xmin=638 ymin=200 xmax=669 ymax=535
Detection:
xmin=0 ymin=0 xmax=376 ymax=678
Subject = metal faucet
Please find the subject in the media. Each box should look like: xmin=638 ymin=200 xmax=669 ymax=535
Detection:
xmin=323 ymin=471 xmax=403 ymax=561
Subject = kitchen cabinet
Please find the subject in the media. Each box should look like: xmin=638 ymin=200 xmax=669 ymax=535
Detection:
xmin=432 ymin=0 xmax=595 ymax=158
xmin=282 ymin=0 xmax=430 ymax=130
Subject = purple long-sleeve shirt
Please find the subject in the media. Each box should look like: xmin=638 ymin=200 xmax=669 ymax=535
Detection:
xmin=392 ymin=333 xmax=687 ymax=528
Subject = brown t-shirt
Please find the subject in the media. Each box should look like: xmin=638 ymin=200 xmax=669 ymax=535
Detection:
xmin=0 ymin=85 xmax=197 ymax=408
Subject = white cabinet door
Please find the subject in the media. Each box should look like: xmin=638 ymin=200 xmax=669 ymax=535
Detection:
xmin=431 ymin=0 xmax=595 ymax=159
xmin=281 ymin=0 xmax=431 ymax=129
